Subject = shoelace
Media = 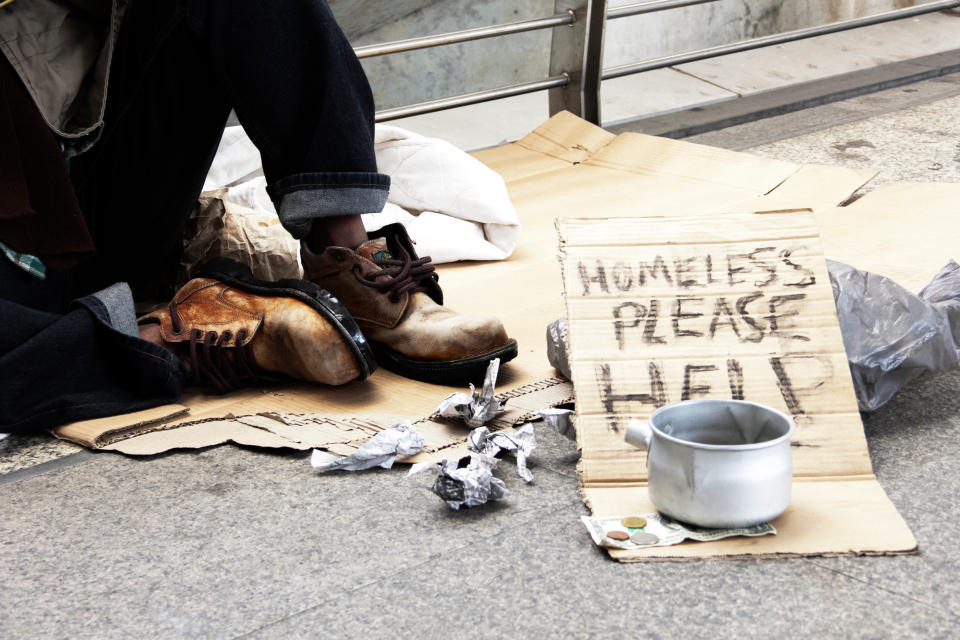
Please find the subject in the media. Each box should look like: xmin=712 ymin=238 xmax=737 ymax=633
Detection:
xmin=169 ymin=301 xmax=261 ymax=393
xmin=353 ymin=242 xmax=439 ymax=303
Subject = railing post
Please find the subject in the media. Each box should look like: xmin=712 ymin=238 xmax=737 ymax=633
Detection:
xmin=548 ymin=0 xmax=608 ymax=124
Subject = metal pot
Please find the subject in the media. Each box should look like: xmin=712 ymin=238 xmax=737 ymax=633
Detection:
xmin=624 ymin=399 xmax=795 ymax=528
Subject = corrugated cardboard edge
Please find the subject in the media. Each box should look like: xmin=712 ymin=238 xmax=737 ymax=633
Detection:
xmin=606 ymin=549 xmax=919 ymax=563
xmin=55 ymin=377 xmax=573 ymax=458
xmin=54 ymin=405 xmax=191 ymax=448
xmin=99 ymin=419 xmax=316 ymax=455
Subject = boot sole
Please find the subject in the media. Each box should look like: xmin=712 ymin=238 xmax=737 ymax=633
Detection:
xmin=371 ymin=339 xmax=519 ymax=385
xmin=191 ymin=258 xmax=377 ymax=380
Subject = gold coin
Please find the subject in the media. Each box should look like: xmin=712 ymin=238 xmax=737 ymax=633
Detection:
xmin=607 ymin=530 xmax=629 ymax=541
xmin=621 ymin=516 xmax=647 ymax=529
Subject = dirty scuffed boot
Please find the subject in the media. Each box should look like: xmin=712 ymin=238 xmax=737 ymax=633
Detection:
xmin=139 ymin=258 xmax=375 ymax=391
xmin=301 ymin=223 xmax=518 ymax=384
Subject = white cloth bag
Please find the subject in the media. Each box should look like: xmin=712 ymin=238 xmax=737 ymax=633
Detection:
xmin=200 ymin=124 xmax=520 ymax=265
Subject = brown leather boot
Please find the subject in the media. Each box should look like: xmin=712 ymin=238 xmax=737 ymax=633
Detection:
xmin=139 ymin=258 xmax=375 ymax=391
xmin=301 ymin=223 xmax=518 ymax=384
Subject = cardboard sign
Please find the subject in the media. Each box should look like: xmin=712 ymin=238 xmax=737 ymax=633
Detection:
xmin=558 ymin=212 xmax=916 ymax=561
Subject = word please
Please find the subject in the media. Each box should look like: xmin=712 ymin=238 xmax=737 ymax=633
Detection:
xmin=611 ymin=293 xmax=809 ymax=349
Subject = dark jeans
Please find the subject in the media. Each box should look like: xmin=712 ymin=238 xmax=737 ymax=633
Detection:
xmin=0 ymin=260 xmax=184 ymax=434
xmin=0 ymin=0 xmax=388 ymax=434
xmin=72 ymin=0 xmax=389 ymax=296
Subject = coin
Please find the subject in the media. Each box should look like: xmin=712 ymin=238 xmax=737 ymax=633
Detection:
xmin=621 ymin=516 xmax=647 ymax=529
xmin=630 ymin=531 xmax=659 ymax=546
xmin=606 ymin=530 xmax=630 ymax=541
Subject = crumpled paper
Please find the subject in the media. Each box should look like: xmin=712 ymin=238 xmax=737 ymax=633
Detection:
xmin=435 ymin=455 xmax=509 ymax=510
xmin=546 ymin=318 xmax=571 ymax=380
xmin=180 ymin=188 xmax=302 ymax=285
xmin=311 ymin=422 xmax=424 ymax=472
xmin=409 ymin=454 xmax=509 ymax=510
xmin=468 ymin=424 xmax=536 ymax=482
xmin=537 ymin=408 xmax=576 ymax=441
xmin=434 ymin=358 xmax=505 ymax=428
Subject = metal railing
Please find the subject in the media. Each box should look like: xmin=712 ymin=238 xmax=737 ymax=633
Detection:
xmin=364 ymin=0 xmax=960 ymax=124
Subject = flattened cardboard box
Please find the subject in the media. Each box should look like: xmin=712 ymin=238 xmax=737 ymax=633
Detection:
xmin=55 ymin=112 xmax=876 ymax=460
xmin=558 ymin=212 xmax=916 ymax=561
xmin=55 ymin=378 xmax=574 ymax=460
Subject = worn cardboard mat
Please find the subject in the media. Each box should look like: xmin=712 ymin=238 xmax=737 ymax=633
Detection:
xmin=52 ymin=112 xmax=932 ymax=536
xmin=558 ymin=212 xmax=916 ymax=561
xmin=54 ymin=378 xmax=574 ymax=460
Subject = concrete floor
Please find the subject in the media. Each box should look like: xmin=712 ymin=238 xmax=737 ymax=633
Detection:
xmin=4 ymin=79 xmax=960 ymax=640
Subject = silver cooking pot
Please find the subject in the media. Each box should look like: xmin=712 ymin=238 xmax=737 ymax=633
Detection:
xmin=625 ymin=399 xmax=795 ymax=528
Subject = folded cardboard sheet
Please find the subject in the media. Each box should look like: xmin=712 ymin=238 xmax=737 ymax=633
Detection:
xmin=55 ymin=378 xmax=574 ymax=459
xmin=57 ymin=112 xmax=884 ymax=468
xmin=814 ymin=181 xmax=960 ymax=292
xmin=558 ymin=212 xmax=916 ymax=561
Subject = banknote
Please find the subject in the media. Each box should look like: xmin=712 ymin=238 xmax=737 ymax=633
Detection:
xmin=581 ymin=512 xmax=776 ymax=550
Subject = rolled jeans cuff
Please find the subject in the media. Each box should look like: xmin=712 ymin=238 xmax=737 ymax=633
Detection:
xmin=268 ymin=171 xmax=391 ymax=239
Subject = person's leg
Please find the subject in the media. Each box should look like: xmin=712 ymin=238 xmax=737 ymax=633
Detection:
xmin=72 ymin=0 xmax=514 ymax=384
xmin=69 ymin=1 xmax=233 ymax=298
xmin=182 ymin=0 xmax=389 ymax=245
xmin=0 ymin=0 xmax=394 ymax=434
xmin=179 ymin=0 xmax=518 ymax=383
xmin=71 ymin=0 xmax=385 ymax=294
xmin=0 ymin=30 xmax=188 ymax=434
xmin=0 ymin=252 xmax=380 ymax=434
xmin=0 ymin=259 xmax=184 ymax=434
xmin=305 ymin=215 xmax=369 ymax=252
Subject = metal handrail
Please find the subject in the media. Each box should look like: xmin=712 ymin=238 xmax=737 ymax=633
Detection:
xmin=604 ymin=0 xmax=960 ymax=79
xmin=356 ymin=0 xmax=723 ymax=61
xmin=355 ymin=11 xmax=575 ymax=59
xmin=376 ymin=76 xmax=569 ymax=122
xmin=608 ymin=0 xmax=720 ymax=19
xmin=368 ymin=0 xmax=960 ymax=124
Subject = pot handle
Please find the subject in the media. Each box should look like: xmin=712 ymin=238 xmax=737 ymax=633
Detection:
xmin=625 ymin=419 xmax=653 ymax=451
